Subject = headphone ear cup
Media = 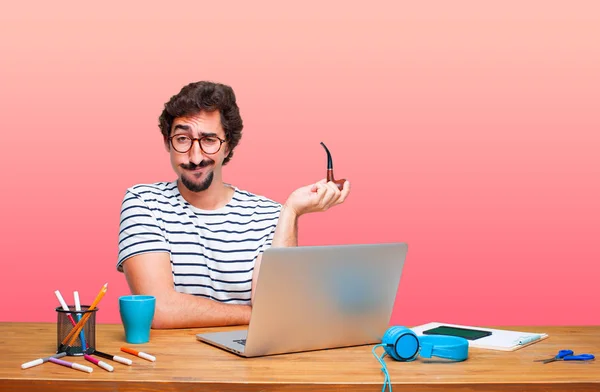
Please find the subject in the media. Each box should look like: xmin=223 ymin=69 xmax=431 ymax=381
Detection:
xmin=382 ymin=326 xmax=419 ymax=361
xmin=382 ymin=326 xmax=399 ymax=358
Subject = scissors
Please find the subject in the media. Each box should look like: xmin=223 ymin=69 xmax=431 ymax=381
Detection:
xmin=535 ymin=349 xmax=595 ymax=364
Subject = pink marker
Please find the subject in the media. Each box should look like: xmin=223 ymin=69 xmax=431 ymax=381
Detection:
xmin=84 ymin=354 xmax=114 ymax=372
xmin=54 ymin=290 xmax=78 ymax=326
xmin=48 ymin=357 xmax=93 ymax=373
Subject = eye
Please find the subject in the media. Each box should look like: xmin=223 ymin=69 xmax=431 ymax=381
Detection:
xmin=202 ymin=137 xmax=218 ymax=144
xmin=175 ymin=136 xmax=190 ymax=143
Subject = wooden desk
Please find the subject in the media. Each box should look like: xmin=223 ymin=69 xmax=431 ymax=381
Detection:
xmin=1 ymin=323 xmax=598 ymax=391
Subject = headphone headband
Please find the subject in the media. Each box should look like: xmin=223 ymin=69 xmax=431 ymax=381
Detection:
xmin=418 ymin=335 xmax=468 ymax=361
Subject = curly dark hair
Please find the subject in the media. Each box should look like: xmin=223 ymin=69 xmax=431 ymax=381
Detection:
xmin=158 ymin=81 xmax=243 ymax=165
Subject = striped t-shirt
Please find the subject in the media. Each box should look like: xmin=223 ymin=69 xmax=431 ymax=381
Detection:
xmin=117 ymin=181 xmax=281 ymax=305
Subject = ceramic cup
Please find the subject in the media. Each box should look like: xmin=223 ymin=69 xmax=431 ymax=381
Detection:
xmin=119 ymin=295 xmax=156 ymax=344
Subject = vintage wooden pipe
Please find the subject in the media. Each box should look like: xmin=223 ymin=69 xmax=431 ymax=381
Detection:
xmin=320 ymin=142 xmax=346 ymax=190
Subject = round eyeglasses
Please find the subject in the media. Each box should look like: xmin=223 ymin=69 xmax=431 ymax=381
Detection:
xmin=168 ymin=135 xmax=226 ymax=154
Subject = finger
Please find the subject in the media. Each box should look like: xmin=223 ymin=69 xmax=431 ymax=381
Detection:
xmin=314 ymin=182 xmax=327 ymax=200
xmin=337 ymin=180 xmax=351 ymax=204
xmin=325 ymin=181 xmax=342 ymax=205
xmin=320 ymin=184 xmax=337 ymax=210
xmin=311 ymin=178 xmax=328 ymax=192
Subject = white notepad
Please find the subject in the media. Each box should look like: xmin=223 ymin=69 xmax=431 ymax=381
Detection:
xmin=411 ymin=322 xmax=549 ymax=351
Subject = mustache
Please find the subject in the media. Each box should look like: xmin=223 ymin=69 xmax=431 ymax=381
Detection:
xmin=180 ymin=160 xmax=214 ymax=170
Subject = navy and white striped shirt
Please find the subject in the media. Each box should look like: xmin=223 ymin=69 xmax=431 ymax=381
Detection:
xmin=117 ymin=181 xmax=281 ymax=304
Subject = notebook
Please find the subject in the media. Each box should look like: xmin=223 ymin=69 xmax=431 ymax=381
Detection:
xmin=411 ymin=322 xmax=549 ymax=351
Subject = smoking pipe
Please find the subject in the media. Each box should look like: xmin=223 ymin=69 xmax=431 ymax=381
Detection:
xmin=320 ymin=142 xmax=346 ymax=190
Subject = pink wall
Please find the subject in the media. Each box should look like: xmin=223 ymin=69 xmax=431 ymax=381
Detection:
xmin=1 ymin=2 xmax=598 ymax=326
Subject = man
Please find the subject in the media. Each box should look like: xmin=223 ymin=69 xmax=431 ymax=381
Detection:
xmin=117 ymin=81 xmax=350 ymax=329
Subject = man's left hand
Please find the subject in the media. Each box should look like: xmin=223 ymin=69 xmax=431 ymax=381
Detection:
xmin=284 ymin=178 xmax=351 ymax=217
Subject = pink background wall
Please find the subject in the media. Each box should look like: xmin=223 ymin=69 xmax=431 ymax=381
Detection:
xmin=1 ymin=2 xmax=598 ymax=326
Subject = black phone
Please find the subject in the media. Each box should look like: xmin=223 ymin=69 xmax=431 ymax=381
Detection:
xmin=422 ymin=325 xmax=492 ymax=341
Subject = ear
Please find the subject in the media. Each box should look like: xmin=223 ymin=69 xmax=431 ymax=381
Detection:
xmin=163 ymin=135 xmax=170 ymax=152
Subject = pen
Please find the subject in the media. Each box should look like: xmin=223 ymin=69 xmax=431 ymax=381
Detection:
xmin=84 ymin=354 xmax=114 ymax=372
xmin=518 ymin=335 xmax=542 ymax=345
xmin=21 ymin=352 xmax=67 ymax=369
xmin=48 ymin=357 xmax=93 ymax=373
xmin=121 ymin=347 xmax=156 ymax=362
xmin=92 ymin=350 xmax=132 ymax=365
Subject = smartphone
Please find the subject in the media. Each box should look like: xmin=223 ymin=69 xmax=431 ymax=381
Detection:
xmin=422 ymin=325 xmax=492 ymax=341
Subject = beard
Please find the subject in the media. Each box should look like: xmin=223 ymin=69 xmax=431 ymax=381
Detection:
xmin=180 ymin=160 xmax=215 ymax=192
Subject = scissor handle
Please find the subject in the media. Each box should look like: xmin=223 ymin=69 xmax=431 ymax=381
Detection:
xmin=564 ymin=354 xmax=595 ymax=361
xmin=557 ymin=350 xmax=574 ymax=358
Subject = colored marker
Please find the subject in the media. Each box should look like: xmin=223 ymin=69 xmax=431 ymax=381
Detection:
xmin=84 ymin=354 xmax=114 ymax=372
xmin=73 ymin=291 xmax=88 ymax=352
xmin=48 ymin=357 xmax=93 ymax=373
xmin=21 ymin=352 xmax=67 ymax=369
xmin=54 ymin=290 xmax=77 ymax=327
xmin=121 ymin=347 xmax=156 ymax=362
xmin=92 ymin=350 xmax=132 ymax=365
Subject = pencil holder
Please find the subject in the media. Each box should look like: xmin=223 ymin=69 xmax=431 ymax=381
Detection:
xmin=55 ymin=305 xmax=97 ymax=356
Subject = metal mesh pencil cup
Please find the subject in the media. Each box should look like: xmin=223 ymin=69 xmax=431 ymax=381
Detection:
xmin=55 ymin=305 xmax=97 ymax=356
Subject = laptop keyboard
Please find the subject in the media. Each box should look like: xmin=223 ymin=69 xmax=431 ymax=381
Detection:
xmin=233 ymin=339 xmax=246 ymax=346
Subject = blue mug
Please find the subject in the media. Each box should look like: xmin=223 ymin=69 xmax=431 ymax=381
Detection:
xmin=119 ymin=295 xmax=156 ymax=344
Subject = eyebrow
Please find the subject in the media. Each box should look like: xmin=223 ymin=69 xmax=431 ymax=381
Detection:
xmin=173 ymin=124 xmax=191 ymax=132
xmin=172 ymin=124 xmax=218 ymax=137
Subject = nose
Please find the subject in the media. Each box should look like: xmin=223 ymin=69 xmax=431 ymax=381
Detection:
xmin=188 ymin=139 xmax=204 ymax=165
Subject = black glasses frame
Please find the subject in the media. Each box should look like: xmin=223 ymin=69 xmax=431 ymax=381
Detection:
xmin=168 ymin=135 xmax=227 ymax=154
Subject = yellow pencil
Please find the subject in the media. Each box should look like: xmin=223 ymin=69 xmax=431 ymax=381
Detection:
xmin=60 ymin=283 xmax=108 ymax=348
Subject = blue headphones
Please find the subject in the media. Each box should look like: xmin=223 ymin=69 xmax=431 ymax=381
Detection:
xmin=382 ymin=326 xmax=469 ymax=362
xmin=373 ymin=326 xmax=469 ymax=391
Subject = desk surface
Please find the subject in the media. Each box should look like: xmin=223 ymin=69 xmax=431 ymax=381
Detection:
xmin=1 ymin=323 xmax=598 ymax=391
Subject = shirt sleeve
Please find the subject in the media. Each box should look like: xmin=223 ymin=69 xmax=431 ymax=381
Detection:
xmin=259 ymin=205 xmax=281 ymax=253
xmin=116 ymin=189 xmax=170 ymax=272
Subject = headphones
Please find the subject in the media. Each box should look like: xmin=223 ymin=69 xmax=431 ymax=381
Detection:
xmin=373 ymin=326 xmax=469 ymax=391
xmin=382 ymin=326 xmax=469 ymax=362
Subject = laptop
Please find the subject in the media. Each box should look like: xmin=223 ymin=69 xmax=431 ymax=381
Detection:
xmin=196 ymin=242 xmax=408 ymax=357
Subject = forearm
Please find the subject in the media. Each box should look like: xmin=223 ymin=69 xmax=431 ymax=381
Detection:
xmin=122 ymin=254 xmax=251 ymax=329
xmin=251 ymin=205 xmax=299 ymax=301
xmin=271 ymin=204 xmax=299 ymax=247
xmin=152 ymin=290 xmax=251 ymax=329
